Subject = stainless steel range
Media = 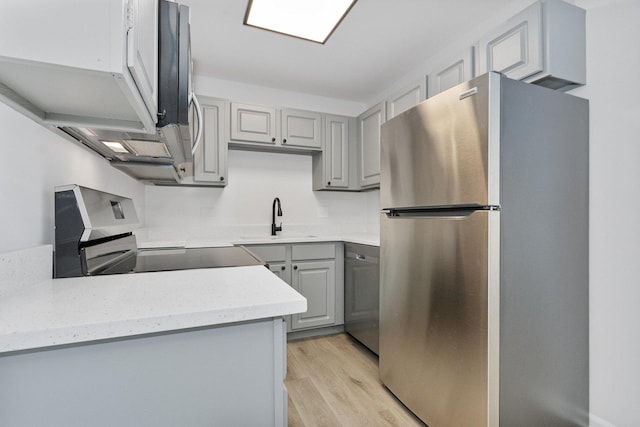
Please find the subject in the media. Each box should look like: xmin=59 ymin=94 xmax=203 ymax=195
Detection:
xmin=53 ymin=185 xmax=262 ymax=278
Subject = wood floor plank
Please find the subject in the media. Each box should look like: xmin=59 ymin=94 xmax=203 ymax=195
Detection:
xmin=286 ymin=333 xmax=426 ymax=427
xmin=287 ymin=395 xmax=305 ymax=427
xmin=287 ymin=377 xmax=342 ymax=427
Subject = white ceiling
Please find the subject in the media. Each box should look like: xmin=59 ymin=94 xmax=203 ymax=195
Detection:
xmin=182 ymin=0 xmax=522 ymax=102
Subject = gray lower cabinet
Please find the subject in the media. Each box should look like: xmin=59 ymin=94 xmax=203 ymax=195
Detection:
xmin=245 ymin=243 xmax=344 ymax=333
xmin=0 ymin=318 xmax=288 ymax=427
xmin=291 ymin=259 xmax=336 ymax=330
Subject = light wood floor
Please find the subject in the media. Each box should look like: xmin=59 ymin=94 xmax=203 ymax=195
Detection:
xmin=285 ymin=333 xmax=426 ymax=427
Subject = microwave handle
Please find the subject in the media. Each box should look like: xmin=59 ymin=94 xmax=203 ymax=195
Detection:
xmin=190 ymin=92 xmax=204 ymax=155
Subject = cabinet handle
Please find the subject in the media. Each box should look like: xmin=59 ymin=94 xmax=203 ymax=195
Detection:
xmin=281 ymin=266 xmax=285 ymax=271
xmin=189 ymin=93 xmax=203 ymax=155
xmin=271 ymin=137 xmax=276 ymax=142
xmin=293 ymin=265 xmax=298 ymax=270
xmin=283 ymin=138 xmax=287 ymax=143
xmin=220 ymin=176 xmax=225 ymax=181
xmin=327 ymin=181 xmax=331 ymax=186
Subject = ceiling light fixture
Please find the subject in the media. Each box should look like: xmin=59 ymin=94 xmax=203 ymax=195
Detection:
xmin=244 ymin=0 xmax=357 ymax=44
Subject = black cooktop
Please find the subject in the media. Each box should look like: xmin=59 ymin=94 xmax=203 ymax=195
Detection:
xmin=98 ymin=246 xmax=264 ymax=275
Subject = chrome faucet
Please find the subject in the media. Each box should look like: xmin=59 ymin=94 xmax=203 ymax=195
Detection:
xmin=271 ymin=197 xmax=283 ymax=236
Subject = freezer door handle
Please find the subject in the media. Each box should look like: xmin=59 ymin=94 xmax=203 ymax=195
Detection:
xmin=383 ymin=206 xmax=498 ymax=219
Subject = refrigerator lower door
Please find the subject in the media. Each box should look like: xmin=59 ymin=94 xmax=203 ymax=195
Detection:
xmin=379 ymin=210 xmax=499 ymax=427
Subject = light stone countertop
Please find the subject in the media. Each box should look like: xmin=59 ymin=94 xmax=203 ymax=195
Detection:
xmin=0 ymin=230 xmax=380 ymax=355
xmin=0 ymin=247 xmax=306 ymax=354
xmin=136 ymin=232 xmax=380 ymax=249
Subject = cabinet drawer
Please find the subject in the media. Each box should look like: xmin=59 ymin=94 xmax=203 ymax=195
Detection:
xmin=244 ymin=245 xmax=286 ymax=262
xmin=292 ymin=243 xmax=335 ymax=261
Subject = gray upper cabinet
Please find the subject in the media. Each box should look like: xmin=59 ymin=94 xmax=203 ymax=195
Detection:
xmin=193 ymin=97 xmax=228 ymax=186
xmin=358 ymin=101 xmax=386 ymax=189
xmin=230 ymin=102 xmax=278 ymax=144
xmin=229 ymin=102 xmax=323 ymax=152
xmin=386 ymin=81 xmax=426 ymax=119
xmin=477 ymin=1 xmax=543 ymax=81
xmin=313 ymin=114 xmax=356 ymax=190
xmin=428 ymin=48 xmax=475 ymax=97
xmin=477 ymin=0 xmax=585 ymax=90
xmin=281 ymin=109 xmax=322 ymax=149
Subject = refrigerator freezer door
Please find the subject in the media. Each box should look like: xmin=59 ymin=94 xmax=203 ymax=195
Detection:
xmin=380 ymin=73 xmax=499 ymax=209
xmin=379 ymin=210 xmax=499 ymax=427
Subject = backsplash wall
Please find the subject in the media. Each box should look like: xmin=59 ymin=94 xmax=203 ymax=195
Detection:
xmin=144 ymin=149 xmax=380 ymax=240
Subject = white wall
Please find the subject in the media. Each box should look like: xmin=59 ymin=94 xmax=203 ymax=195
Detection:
xmin=144 ymin=150 xmax=380 ymax=240
xmin=194 ymin=74 xmax=366 ymax=116
xmin=571 ymin=1 xmax=640 ymax=426
xmin=143 ymin=75 xmax=378 ymax=241
xmin=0 ymin=103 xmax=145 ymax=253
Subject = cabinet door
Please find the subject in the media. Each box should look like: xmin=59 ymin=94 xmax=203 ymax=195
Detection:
xmin=358 ymin=102 xmax=386 ymax=189
xmin=267 ymin=262 xmax=290 ymax=284
xmin=281 ymin=109 xmax=322 ymax=149
xmin=127 ymin=0 xmax=158 ymax=121
xmin=428 ymin=48 xmax=475 ymax=97
xmin=194 ymin=98 xmax=228 ymax=185
xmin=387 ymin=81 xmax=426 ymax=119
xmin=323 ymin=115 xmax=349 ymax=188
xmin=230 ymin=103 xmax=278 ymax=144
xmin=291 ymin=260 xmax=336 ymax=330
xmin=476 ymin=2 xmax=542 ymax=81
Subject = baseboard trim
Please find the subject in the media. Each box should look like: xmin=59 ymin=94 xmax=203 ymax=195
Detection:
xmin=287 ymin=325 xmax=344 ymax=341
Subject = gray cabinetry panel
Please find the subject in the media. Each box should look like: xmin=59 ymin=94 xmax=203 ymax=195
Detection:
xmin=477 ymin=2 xmax=543 ymax=81
xmin=291 ymin=260 xmax=336 ymax=330
xmin=230 ymin=102 xmax=278 ymax=144
xmin=281 ymin=108 xmax=322 ymax=149
xmin=358 ymin=101 xmax=386 ymax=189
xmin=428 ymin=48 xmax=475 ymax=97
xmin=292 ymin=243 xmax=336 ymax=260
xmin=0 ymin=319 xmax=287 ymax=427
xmin=244 ymin=242 xmax=344 ymax=333
xmin=386 ymin=81 xmax=426 ymax=119
xmin=193 ymin=96 xmax=228 ymax=185
xmin=246 ymin=244 xmax=287 ymax=263
xmin=476 ymin=0 xmax=585 ymax=90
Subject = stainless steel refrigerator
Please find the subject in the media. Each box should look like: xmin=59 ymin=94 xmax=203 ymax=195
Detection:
xmin=379 ymin=72 xmax=589 ymax=427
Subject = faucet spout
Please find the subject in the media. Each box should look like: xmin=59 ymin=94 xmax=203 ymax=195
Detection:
xmin=271 ymin=197 xmax=283 ymax=236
